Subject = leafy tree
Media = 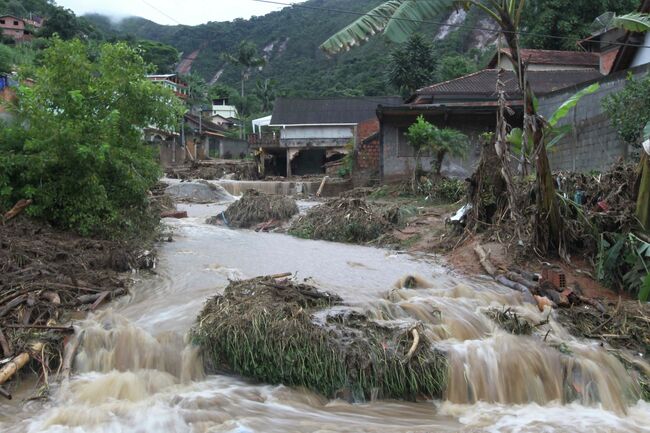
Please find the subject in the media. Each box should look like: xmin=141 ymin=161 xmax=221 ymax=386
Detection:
xmin=183 ymin=72 xmax=209 ymax=108
xmin=255 ymin=78 xmax=276 ymax=112
xmin=0 ymin=43 xmax=12 ymax=73
xmin=138 ymin=40 xmax=179 ymax=74
xmin=222 ymin=40 xmax=266 ymax=99
xmin=40 ymin=7 xmax=84 ymax=40
xmin=407 ymin=116 xmax=468 ymax=176
xmin=387 ymin=34 xmax=436 ymax=96
xmin=604 ymin=75 xmax=650 ymax=147
xmin=521 ymin=0 xmax=638 ymax=50
xmin=0 ymin=38 xmax=184 ymax=237
xmin=437 ymin=54 xmax=478 ymax=82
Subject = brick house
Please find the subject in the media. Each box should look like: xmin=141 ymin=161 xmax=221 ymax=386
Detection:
xmin=0 ymin=15 xmax=30 ymax=41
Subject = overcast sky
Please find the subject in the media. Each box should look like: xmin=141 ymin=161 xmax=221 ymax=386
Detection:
xmin=56 ymin=0 xmax=307 ymax=26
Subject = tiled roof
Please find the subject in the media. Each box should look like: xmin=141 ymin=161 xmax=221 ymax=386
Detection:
xmin=271 ymin=97 xmax=403 ymax=125
xmin=412 ymin=69 xmax=603 ymax=102
xmin=487 ymin=49 xmax=599 ymax=68
xmin=184 ymin=113 xmax=226 ymax=135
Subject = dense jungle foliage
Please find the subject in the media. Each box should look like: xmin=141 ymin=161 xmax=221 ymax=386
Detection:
xmin=84 ymin=0 xmax=641 ymax=97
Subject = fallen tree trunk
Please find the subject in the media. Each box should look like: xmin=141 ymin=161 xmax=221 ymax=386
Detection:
xmin=61 ymin=331 xmax=83 ymax=380
xmin=2 ymin=199 xmax=33 ymax=223
xmin=0 ymin=329 xmax=12 ymax=357
xmin=495 ymin=275 xmax=536 ymax=305
xmin=474 ymin=245 xmax=497 ymax=277
xmin=0 ymin=342 xmax=43 ymax=386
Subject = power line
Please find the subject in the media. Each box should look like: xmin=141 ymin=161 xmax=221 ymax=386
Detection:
xmin=249 ymin=0 xmax=650 ymax=49
xmin=139 ymin=0 xmax=184 ymax=25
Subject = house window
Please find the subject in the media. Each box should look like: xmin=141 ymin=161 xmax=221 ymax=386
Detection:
xmin=0 ymin=20 xmax=5 ymax=24
xmin=397 ymin=127 xmax=430 ymax=157
xmin=13 ymin=21 xmax=19 ymax=25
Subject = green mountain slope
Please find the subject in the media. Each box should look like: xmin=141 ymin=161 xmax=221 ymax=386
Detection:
xmin=86 ymin=0 xmax=490 ymax=97
xmin=84 ymin=0 xmax=639 ymax=97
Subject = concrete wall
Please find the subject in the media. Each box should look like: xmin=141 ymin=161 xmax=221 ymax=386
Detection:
xmin=381 ymin=112 xmax=496 ymax=182
xmin=281 ymin=125 xmax=354 ymax=140
xmin=157 ymin=141 xmax=187 ymax=167
xmin=538 ymin=64 xmax=650 ymax=172
xmin=218 ymin=138 xmax=249 ymax=159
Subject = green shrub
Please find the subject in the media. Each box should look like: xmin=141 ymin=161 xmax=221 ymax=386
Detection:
xmin=0 ymin=38 xmax=184 ymax=238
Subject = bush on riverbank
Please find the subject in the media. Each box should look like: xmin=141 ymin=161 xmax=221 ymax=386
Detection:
xmin=0 ymin=38 xmax=183 ymax=239
xmin=220 ymin=190 xmax=298 ymax=228
xmin=192 ymin=276 xmax=447 ymax=401
xmin=289 ymin=198 xmax=402 ymax=243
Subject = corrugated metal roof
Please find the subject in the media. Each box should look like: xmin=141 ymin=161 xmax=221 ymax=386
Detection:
xmin=413 ymin=69 xmax=602 ymax=102
xmin=271 ymin=97 xmax=403 ymax=125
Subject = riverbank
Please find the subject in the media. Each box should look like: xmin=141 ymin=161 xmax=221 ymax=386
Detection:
xmin=0 ymin=185 xmax=173 ymax=400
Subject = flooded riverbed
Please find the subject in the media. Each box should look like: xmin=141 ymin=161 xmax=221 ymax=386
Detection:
xmin=1 ymin=200 xmax=649 ymax=432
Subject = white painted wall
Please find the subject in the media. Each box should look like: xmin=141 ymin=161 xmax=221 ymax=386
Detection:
xmin=631 ymin=33 xmax=650 ymax=68
xmin=280 ymin=125 xmax=354 ymax=140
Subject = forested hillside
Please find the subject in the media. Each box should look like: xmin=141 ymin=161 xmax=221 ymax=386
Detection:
xmin=85 ymin=0 xmax=638 ymax=97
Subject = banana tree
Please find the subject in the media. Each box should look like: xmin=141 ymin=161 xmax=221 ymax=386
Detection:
xmin=322 ymin=0 xmax=565 ymax=256
xmin=508 ymin=83 xmax=600 ymax=166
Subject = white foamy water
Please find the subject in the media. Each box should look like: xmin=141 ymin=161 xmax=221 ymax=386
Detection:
xmin=1 ymin=201 xmax=648 ymax=433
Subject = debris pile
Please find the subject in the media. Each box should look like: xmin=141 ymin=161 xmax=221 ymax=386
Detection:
xmin=289 ymin=198 xmax=402 ymax=243
xmin=166 ymin=160 xmax=257 ymax=181
xmin=0 ymin=216 xmax=154 ymax=399
xmin=192 ymin=276 xmax=447 ymax=401
xmin=215 ymin=190 xmax=299 ymax=229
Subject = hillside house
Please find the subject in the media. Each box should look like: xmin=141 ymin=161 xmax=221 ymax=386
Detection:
xmin=537 ymin=0 xmax=650 ymax=172
xmin=210 ymin=98 xmax=239 ymax=123
xmin=146 ymin=74 xmax=189 ymax=100
xmin=259 ymin=97 xmax=401 ymax=177
xmin=379 ymin=66 xmax=601 ymax=181
xmin=0 ymin=15 xmax=31 ymax=41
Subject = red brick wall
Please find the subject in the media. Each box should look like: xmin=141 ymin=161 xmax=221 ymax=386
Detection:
xmin=356 ymin=118 xmax=380 ymax=171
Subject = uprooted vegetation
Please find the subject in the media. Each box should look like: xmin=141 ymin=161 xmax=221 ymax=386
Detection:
xmin=0 ymin=216 xmax=156 ymax=398
xmin=289 ymin=198 xmax=403 ymax=243
xmin=192 ymin=276 xmax=447 ymax=401
xmin=218 ymin=190 xmax=299 ymax=229
xmin=166 ymin=159 xmax=258 ymax=181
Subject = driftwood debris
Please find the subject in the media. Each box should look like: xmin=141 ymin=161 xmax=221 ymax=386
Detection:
xmin=405 ymin=328 xmax=420 ymax=360
xmin=2 ymin=199 xmax=32 ymax=223
xmin=316 ymin=176 xmax=330 ymax=197
xmin=61 ymin=331 xmax=83 ymax=380
xmin=474 ymin=245 xmax=497 ymax=277
xmin=0 ymin=342 xmax=43 ymax=386
xmin=0 ymin=385 xmax=11 ymax=400
xmin=0 ymin=328 xmax=12 ymax=357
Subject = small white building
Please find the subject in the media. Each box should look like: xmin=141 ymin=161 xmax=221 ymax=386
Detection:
xmin=211 ymin=98 xmax=239 ymax=122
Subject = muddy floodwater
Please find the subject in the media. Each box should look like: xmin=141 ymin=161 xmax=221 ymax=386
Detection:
xmin=1 ymin=194 xmax=650 ymax=432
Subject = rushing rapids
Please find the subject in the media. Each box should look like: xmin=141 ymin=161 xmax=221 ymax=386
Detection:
xmin=1 ymin=200 xmax=649 ymax=433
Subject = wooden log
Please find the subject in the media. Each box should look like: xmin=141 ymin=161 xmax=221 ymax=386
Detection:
xmin=161 ymin=210 xmax=188 ymax=219
xmin=316 ymin=176 xmax=330 ymax=197
xmin=90 ymin=291 xmax=111 ymax=311
xmin=505 ymin=272 xmax=538 ymax=290
xmin=61 ymin=331 xmax=83 ymax=380
xmin=0 ymin=329 xmax=12 ymax=358
xmin=0 ymin=295 xmax=26 ymax=319
xmin=4 ymin=324 xmax=74 ymax=332
xmin=474 ymin=245 xmax=497 ymax=277
xmin=77 ymin=293 xmax=103 ymax=304
xmin=0 ymin=386 xmax=11 ymax=400
xmin=495 ymin=275 xmax=536 ymax=305
xmin=2 ymin=199 xmax=32 ymax=223
xmin=0 ymin=343 xmax=43 ymax=386
xmin=406 ymin=328 xmax=420 ymax=360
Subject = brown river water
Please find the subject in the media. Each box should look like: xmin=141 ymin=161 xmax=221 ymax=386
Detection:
xmin=1 ymin=190 xmax=649 ymax=432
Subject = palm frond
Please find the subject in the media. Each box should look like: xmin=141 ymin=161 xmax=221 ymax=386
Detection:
xmin=320 ymin=0 xmax=455 ymax=55
xmin=612 ymin=12 xmax=650 ymax=33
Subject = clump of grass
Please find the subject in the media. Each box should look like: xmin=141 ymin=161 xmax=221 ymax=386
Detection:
xmin=192 ymin=277 xmax=447 ymax=401
xmin=288 ymin=198 xmax=402 ymax=244
xmin=221 ymin=190 xmax=298 ymax=228
xmin=485 ymin=307 xmax=535 ymax=335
